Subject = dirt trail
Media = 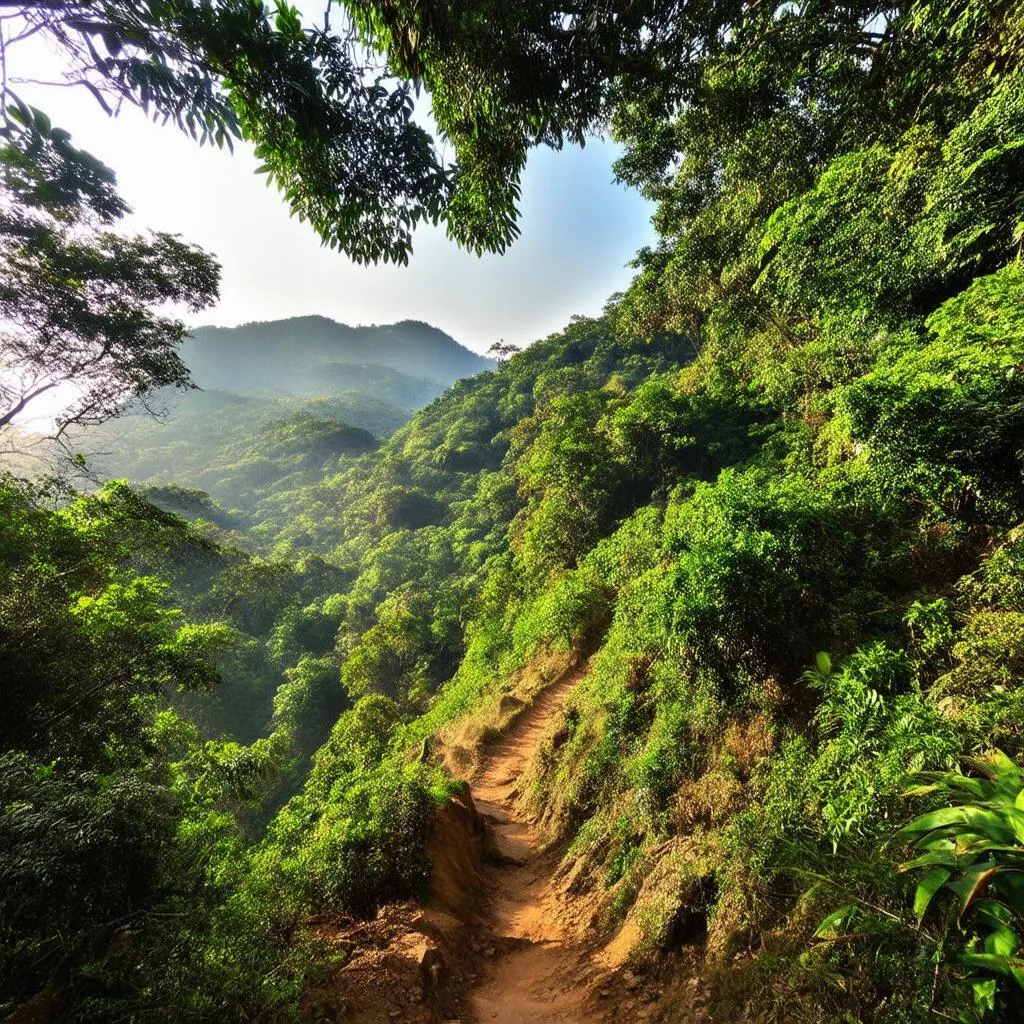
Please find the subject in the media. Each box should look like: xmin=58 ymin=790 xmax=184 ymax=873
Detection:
xmin=467 ymin=672 xmax=600 ymax=1024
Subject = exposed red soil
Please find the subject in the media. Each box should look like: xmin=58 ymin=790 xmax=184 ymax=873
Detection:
xmin=467 ymin=672 xmax=602 ymax=1024
xmin=308 ymin=670 xmax=663 ymax=1024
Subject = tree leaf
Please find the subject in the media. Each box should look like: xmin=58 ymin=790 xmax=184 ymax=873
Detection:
xmin=983 ymin=924 xmax=1020 ymax=957
xmin=959 ymin=952 xmax=1011 ymax=977
xmin=814 ymin=905 xmax=860 ymax=939
xmin=895 ymin=806 xmax=968 ymax=843
xmin=898 ymin=850 xmax=958 ymax=872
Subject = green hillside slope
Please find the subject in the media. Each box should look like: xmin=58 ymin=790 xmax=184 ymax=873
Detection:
xmin=4 ymin=3 xmax=1024 ymax=1023
xmin=182 ymin=317 xmax=493 ymax=392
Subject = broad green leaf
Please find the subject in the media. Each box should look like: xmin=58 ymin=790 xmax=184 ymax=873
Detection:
xmin=960 ymin=807 xmax=1016 ymax=843
xmin=914 ymin=866 xmax=952 ymax=923
xmin=983 ymin=924 xmax=1020 ymax=957
xmin=954 ymin=831 xmax=998 ymax=854
xmin=946 ymin=775 xmax=990 ymax=799
xmin=895 ymin=806 xmax=968 ymax=842
xmin=959 ymin=952 xmax=1011 ymax=976
xmin=971 ymin=898 xmax=1016 ymax=928
xmin=959 ymin=865 xmax=1001 ymax=922
xmin=917 ymin=835 xmax=956 ymax=853
xmin=814 ymin=905 xmax=859 ymax=939
xmin=898 ymin=851 xmax=958 ymax=872
xmin=978 ymin=750 xmax=1023 ymax=791
xmin=997 ymin=870 xmax=1024 ymax=906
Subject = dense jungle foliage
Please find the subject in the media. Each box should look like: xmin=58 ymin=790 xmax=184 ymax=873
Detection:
xmin=4 ymin=0 xmax=1024 ymax=1021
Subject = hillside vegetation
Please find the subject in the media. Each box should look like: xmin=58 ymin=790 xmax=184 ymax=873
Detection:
xmin=3 ymin=1 xmax=1024 ymax=1022
xmin=181 ymin=318 xmax=494 ymax=391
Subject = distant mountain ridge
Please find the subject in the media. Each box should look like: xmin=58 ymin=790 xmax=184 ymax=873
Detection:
xmin=184 ymin=316 xmax=494 ymax=395
xmin=80 ymin=316 xmax=493 ymax=512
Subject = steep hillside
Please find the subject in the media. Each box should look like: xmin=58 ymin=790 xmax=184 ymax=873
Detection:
xmin=211 ymin=24 xmax=1024 ymax=1019
xmin=256 ymin=264 xmax=1024 ymax=1023
xmin=85 ymin=393 xmax=385 ymax=517
xmin=5 ymin=4 xmax=1024 ymax=1024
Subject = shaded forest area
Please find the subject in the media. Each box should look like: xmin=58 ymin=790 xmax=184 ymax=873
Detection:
xmin=3 ymin=1 xmax=1024 ymax=1022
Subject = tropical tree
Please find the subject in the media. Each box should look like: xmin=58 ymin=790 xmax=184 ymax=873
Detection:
xmin=0 ymin=0 xmax=457 ymax=262
xmin=0 ymin=103 xmax=219 ymax=437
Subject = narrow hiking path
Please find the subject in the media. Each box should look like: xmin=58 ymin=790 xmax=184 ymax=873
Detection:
xmin=467 ymin=671 xmax=601 ymax=1024
xmin=311 ymin=670 xmax=661 ymax=1024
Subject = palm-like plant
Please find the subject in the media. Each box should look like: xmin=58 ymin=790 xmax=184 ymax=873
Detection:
xmin=895 ymin=751 xmax=1024 ymax=1003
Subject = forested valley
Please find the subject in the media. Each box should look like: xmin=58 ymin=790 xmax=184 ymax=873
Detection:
xmin=3 ymin=2 xmax=1024 ymax=1023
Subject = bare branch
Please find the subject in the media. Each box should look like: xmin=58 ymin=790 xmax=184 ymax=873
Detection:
xmin=0 ymin=379 xmax=60 ymax=429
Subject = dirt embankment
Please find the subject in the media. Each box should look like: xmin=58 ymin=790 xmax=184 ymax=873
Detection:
xmin=309 ymin=668 xmax=661 ymax=1024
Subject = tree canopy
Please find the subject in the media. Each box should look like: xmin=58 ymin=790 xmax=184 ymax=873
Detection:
xmin=2 ymin=0 xmax=454 ymax=262
xmin=0 ymin=103 xmax=219 ymax=436
xmin=5 ymin=0 xmax=1020 ymax=267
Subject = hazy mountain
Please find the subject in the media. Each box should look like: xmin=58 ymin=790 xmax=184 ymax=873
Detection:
xmin=80 ymin=318 xmax=493 ymax=512
xmin=182 ymin=317 xmax=494 ymax=395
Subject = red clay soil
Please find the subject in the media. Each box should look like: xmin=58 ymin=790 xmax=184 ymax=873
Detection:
xmin=467 ymin=672 xmax=608 ymax=1024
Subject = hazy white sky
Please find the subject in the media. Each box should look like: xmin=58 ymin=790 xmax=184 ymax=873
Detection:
xmin=13 ymin=9 xmax=656 ymax=355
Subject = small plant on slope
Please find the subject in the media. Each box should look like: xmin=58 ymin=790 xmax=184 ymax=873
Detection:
xmin=895 ymin=751 xmax=1024 ymax=1018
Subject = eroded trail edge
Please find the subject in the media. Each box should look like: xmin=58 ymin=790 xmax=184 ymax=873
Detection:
xmin=467 ymin=671 xmax=600 ymax=1024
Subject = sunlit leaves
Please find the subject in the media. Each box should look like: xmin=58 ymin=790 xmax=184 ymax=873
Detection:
xmin=895 ymin=752 xmax=1024 ymax=999
xmin=0 ymin=97 xmax=128 ymax=223
xmin=0 ymin=114 xmax=219 ymax=436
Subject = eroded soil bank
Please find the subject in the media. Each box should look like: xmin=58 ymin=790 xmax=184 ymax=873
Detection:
xmin=309 ymin=670 xmax=664 ymax=1024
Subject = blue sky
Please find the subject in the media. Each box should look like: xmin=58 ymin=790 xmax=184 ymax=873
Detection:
xmin=15 ymin=12 xmax=656 ymax=355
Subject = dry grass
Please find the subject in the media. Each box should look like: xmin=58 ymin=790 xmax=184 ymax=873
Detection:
xmin=631 ymin=834 xmax=720 ymax=956
xmin=671 ymin=713 xmax=775 ymax=831
xmin=431 ymin=648 xmax=578 ymax=782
